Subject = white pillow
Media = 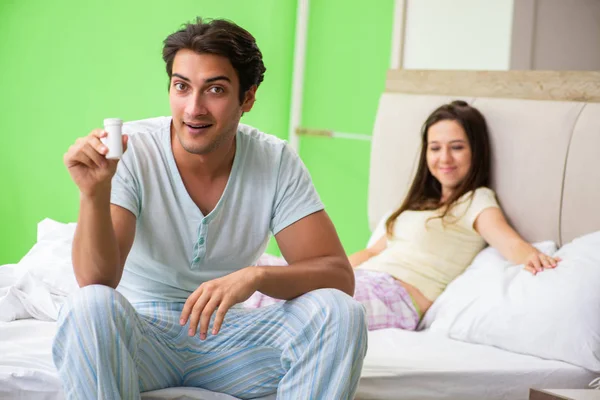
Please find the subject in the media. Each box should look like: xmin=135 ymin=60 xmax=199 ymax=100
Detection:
xmin=36 ymin=218 xmax=77 ymax=242
xmin=0 ymin=219 xmax=78 ymax=321
xmin=447 ymin=231 xmax=600 ymax=372
xmin=18 ymin=218 xmax=78 ymax=296
xmin=367 ymin=210 xmax=392 ymax=248
xmin=421 ymin=241 xmax=557 ymax=332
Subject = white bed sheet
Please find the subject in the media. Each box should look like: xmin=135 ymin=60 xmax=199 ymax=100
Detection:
xmin=357 ymin=329 xmax=596 ymax=400
xmin=1 ymin=319 xmax=595 ymax=400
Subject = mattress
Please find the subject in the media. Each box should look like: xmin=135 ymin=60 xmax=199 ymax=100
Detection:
xmin=1 ymin=320 xmax=595 ymax=400
xmin=357 ymin=329 xmax=596 ymax=400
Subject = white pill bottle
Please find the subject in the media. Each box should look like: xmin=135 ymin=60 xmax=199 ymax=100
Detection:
xmin=102 ymin=118 xmax=123 ymax=159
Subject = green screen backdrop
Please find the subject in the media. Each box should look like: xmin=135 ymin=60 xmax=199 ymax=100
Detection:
xmin=0 ymin=0 xmax=394 ymax=264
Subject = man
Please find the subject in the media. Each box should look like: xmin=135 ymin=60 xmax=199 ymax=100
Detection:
xmin=54 ymin=17 xmax=367 ymax=400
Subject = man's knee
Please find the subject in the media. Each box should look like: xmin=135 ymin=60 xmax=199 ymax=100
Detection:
xmin=58 ymin=284 xmax=127 ymax=326
xmin=306 ymin=288 xmax=367 ymax=327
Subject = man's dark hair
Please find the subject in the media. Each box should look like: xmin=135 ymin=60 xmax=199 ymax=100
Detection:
xmin=163 ymin=17 xmax=266 ymax=103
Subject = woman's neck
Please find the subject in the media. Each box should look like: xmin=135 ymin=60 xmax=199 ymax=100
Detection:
xmin=440 ymin=189 xmax=452 ymax=203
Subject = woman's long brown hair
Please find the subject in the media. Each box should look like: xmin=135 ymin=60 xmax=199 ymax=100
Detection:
xmin=385 ymin=100 xmax=491 ymax=236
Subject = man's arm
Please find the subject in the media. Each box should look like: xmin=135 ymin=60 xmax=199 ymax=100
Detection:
xmin=179 ymin=209 xmax=354 ymax=340
xmin=65 ymin=129 xmax=135 ymax=288
xmin=254 ymin=210 xmax=354 ymax=298
xmin=73 ymin=200 xmax=136 ymax=288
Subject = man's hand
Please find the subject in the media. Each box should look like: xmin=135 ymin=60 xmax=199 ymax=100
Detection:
xmin=180 ymin=267 xmax=263 ymax=340
xmin=64 ymin=129 xmax=129 ymax=197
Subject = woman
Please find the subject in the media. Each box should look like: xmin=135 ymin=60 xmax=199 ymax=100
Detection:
xmin=246 ymin=101 xmax=560 ymax=331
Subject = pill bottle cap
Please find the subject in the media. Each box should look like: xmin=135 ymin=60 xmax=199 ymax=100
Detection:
xmin=104 ymin=118 xmax=123 ymax=126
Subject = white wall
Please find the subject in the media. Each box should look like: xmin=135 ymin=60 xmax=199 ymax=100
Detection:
xmin=511 ymin=0 xmax=600 ymax=70
xmin=531 ymin=0 xmax=600 ymax=70
xmin=402 ymin=0 xmax=515 ymax=70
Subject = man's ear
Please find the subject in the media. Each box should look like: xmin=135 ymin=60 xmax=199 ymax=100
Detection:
xmin=241 ymin=85 xmax=257 ymax=112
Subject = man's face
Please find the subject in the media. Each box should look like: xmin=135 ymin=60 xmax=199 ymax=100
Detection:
xmin=169 ymin=49 xmax=256 ymax=155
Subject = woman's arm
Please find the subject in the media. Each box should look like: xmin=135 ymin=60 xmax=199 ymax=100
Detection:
xmin=348 ymin=235 xmax=387 ymax=268
xmin=474 ymin=207 xmax=560 ymax=275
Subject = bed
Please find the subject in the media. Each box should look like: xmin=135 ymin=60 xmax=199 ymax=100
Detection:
xmin=1 ymin=317 xmax=595 ymax=400
xmin=2 ymin=70 xmax=600 ymax=399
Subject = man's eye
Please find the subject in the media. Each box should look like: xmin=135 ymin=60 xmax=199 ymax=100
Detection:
xmin=209 ymin=86 xmax=224 ymax=94
xmin=174 ymin=82 xmax=187 ymax=91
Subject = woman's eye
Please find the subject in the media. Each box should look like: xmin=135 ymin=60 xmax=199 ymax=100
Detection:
xmin=452 ymin=146 xmax=464 ymax=151
xmin=429 ymin=147 xmax=440 ymax=151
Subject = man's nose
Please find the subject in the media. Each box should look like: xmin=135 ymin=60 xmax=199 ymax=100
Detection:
xmin=185 ymin=92 xmax=208 ymax=117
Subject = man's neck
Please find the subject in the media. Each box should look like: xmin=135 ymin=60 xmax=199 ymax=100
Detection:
xmin=171 ymin=131 xmax=236 ymax=181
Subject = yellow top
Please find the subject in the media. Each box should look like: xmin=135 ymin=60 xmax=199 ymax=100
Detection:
xmin=358 ymin=187 xmax=499 ymax=302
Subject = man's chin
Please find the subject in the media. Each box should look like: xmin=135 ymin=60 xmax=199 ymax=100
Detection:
xmin=173 ymin=130 xmax=208 ymax=154
xmin=180 ymin=141 xmax=213 ymax=155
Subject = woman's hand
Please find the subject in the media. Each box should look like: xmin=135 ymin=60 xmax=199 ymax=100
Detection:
xmin=524 ymin=251 xmax=561 ymax=275
xmin=348 ymin=234 xmax=387 ymax=268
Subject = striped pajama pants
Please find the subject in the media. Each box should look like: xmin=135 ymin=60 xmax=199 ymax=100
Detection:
xmin=52 ymin=285 xmax=368 ymax=400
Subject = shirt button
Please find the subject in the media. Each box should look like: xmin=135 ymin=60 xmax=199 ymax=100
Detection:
xmin=199 ymin=237 xmax=205 ymax=245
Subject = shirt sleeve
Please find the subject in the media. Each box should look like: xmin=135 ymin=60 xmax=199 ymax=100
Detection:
xmin=110 ymin=137 xmax=141 ymax=218
xmin=270 ymin=144 xmax=324 ymax=235
xmin=463 ymin=187 xmax=500 ymax=230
